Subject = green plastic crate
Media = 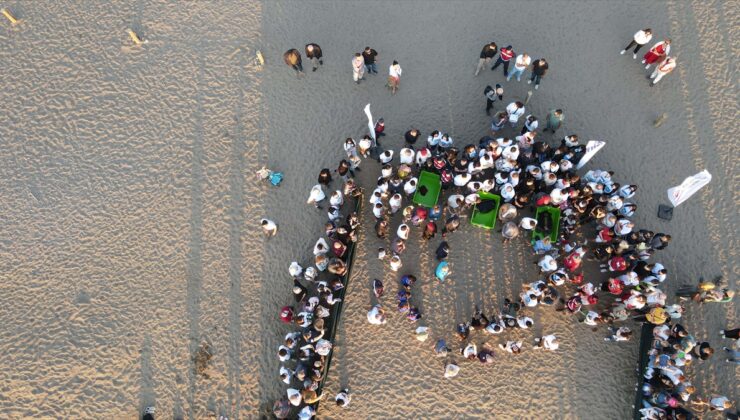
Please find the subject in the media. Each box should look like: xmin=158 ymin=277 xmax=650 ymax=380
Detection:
xmin=413 ymin=170 xmax=442 ymax=208
xmin=471 ymin=191 xmax=501 ymax=230
xmin=531 ymin=205 xmax=561 ymax=243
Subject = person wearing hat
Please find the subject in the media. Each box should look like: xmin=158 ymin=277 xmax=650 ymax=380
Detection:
xmin=304 ymin=43 xmax=323 ymax=71
xmin=475 ymin=41 xmax=498 ymax=76
xmin=484 ymin=84 xmax=504 ymax=115
xmin=491 ymin=45 xmax=515 ymax=77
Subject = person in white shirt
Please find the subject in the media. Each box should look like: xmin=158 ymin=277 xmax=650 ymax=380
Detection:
xmin=444 ymin=362 xmax=460 ymax=378
xmin=260 ymin=218 xmax=278 ymax=237
xmin=454 ymin=173 xmax=472 ymax=188
xmin=397 ymin=223 xmax=410 ymax=240
xmin=372 ymin=202 xmax=384 ymax=219
xmin=367 ymin=304 xmax=386 ymax=325
xmin=522 ymin=115 xmax=538 ymax=134
xmin=329 ymin=190 xmax=344 ymax=208
xmin=519 ymin=217 xmax=537 ymax=230
xmin=415 ymin=147 xmax=431 ymax=166
xmin=649 ymin=56 xmax=676 ymax=85
xmin=389 ymin=193 xmax=403 ymax=214
xmin=335 ymin=389 xmax=351 ymax=407
xmin=499 ymin=340 xmax=523 ymax=354
xmin=516 ymin=316 xmax=534 ymax=329
xmin=399 ymin=147 xmax=414 ymax=164
xmin=505 ymin=101 xmax=525 ymax=127
xmin=352 ymin=53 xmax=365 ymax=83
xmin=389 ymin=255 xmax=403 ymax=271
xmin=447 ymin=194 xmax=465 ymax=211
xmin=620 ymin=28 xmax=653 ymax=59
xmin=306 ymin=184 xmax=326 ymax=208
xmin=534 ymin=334 xmax=559 ymax=351
xmin=462 ymin=342 xmax=478 ymax=359
xmin=404 ymin=178 xmax=417 ymax=196
xmin=388 ymin=60 xmax=402 ymax=94
xmin=507 ymin=53 xmax=531 ymax=82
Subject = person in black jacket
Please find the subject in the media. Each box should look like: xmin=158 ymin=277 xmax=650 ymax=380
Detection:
xmin=484 ymin=84 xmax=504 ymax=115
xmin=475 ymin=41 xmax=498 ymax=76
xmin=404 ymin=128 xmax=420 ymax=147
xmin=305 ymin=43 xmax=323 ymax=71
xmin=362 ymin=46 xmax=379 ymax=74
xmin=528 ymin=58 xmax=549 ymax=90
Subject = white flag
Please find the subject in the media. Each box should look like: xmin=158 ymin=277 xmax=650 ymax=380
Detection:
xmin=576 ymin=140 xmax=606 ymax=170
xmin=364 ymin=103 xmax=376 ymax=142
xmin=667 ymin=170 xmax=712 ymax=207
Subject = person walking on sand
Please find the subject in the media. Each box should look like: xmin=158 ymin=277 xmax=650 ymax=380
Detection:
xmin=363 ymin=46 xmax=379 ymax=74
xmin=388 ymin=60 xmax=402 ymax=94
xmin=484 ymin=84 xmax=504 ymax=115
xmin=335 ymin=389 xmax=351 ymax=407
xmin=544 ymin=109 xmax=564 ymax=133
xmin=283 ymin=49 xmax=303 ymax=75
xmin=620 ymin=28 xmax=653 ymax=59
xmin=508 ymin=53 xmax=531 ymax=82
xmin=491 ymin=45 xmax=514 ymax=77
xmin=642 ymin=39 xmax=671 ymax=69
xmin=649 ymin=56 xmax=676 ymax=85
xmin=475 ymin=41 xmax=498 ymax=76
xmin=352 ymin=53 xmax=365 ymax=84
xmin=528 ymin=57 xmax=549 ymax=90
xmin=260 ymin=218 xmax=278 ymax=237
xmin=305 ymin=43 xmax=323 ymax=71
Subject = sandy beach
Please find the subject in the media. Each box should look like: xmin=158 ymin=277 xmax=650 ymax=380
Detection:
xmin=0 ymin=0 xmax=736 ymax=418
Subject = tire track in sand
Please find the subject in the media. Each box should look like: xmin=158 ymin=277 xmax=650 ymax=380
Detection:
xmin=184 ymin=59 xmax=206 ymax=419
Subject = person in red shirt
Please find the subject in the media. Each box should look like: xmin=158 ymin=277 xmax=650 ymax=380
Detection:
xmin=491 ymin=45 xmax=514 ymax=77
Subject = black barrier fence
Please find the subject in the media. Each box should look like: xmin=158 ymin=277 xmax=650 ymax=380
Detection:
xmin=632 ymin=322 xmax=655 ymax=420
xmin=311 ymin=193 xmax=363 ymax=411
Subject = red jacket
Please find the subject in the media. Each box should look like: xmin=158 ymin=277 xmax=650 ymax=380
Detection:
xmin=499 ymin=48 xmax=514 ymax=61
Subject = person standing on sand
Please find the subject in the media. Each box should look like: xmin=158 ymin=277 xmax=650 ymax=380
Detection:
xmin=642 ymin=39 xmax=671 ymax=69
xmin=283 ymin=49 xmax=303 ymax=75
xmin=528 ymin=58 xmax=549 ymax=90
xmin=484 ymin=84 xmax=504 ymax=115
xmin=649 ymin=56 xmax=676 ymax=85
xmin=363 ymin=46 xmax=379 ymax=74
xmin=388 ymin=60 xmax=402 ymax=94
xmin=260 ymin=218 xmax=278 ymax=237
xmin=352 ymin=53 xmax=365 ymax=84
xmin=491 ymin=45 xmax=514 ymax=77
xmin=620 ymin=28 xmax=653 ymax=59
xmin=475 ymin=41 xmax=498 ymax=76
xmin=305 ymin=43 xmax=323 ymax=71
xmin=507 ymin=53 xmax=531 ymax=82
xmin=335 ymin=389 xmax=351 ymax=407
xmin=544 ymin=109 xmax=564 ymax=133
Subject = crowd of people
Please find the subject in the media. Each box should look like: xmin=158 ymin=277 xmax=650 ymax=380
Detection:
xmin=268 ymin=156 xmax=364 ymax=418
xmin=267 ymin=29 xmax=734 ymax=419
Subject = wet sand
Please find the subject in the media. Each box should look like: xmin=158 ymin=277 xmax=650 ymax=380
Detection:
xmin=0 ymin=0 xmax=736 ymax=418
